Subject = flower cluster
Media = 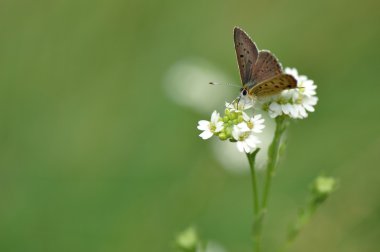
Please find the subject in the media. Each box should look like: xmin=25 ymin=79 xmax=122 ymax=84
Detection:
xmin=260 ymin=68 xmax=318 ymax=119
xmin=197 ymin=105 xmax=265 ymax=154
xmin=197 ymin=67 xmax=317 ymax=153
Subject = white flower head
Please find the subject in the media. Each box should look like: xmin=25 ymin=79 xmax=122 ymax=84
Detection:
xmin=232 ymin=125 xmax=261 ymax=153
xmin=242 ymin=113 xmax=265 ymax=133
xmin=197 ymin=111 xmax=224 ymax=139
xmin=264 ymin=67 xmax=318 ymax=119
xmin=197 ymin=106 xmax=265 ymax=153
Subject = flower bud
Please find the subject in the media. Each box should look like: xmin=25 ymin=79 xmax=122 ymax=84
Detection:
xmin=225 ymin=127 xmax=232 ymax=138
xmin=311 ymin=176 xmax=336 ymax=204
xmin=229 ymin=112 xmax=237 ymax=120
xmin=175 ymin=227 xmax=199 ymax=251
xmin=218 ymin=132 xmax=227 ymax=140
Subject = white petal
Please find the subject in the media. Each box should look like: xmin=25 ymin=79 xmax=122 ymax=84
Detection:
xmin=308 ymin=96 xmax=318 ymax=105
xmin=245 ymin=135 xmax=259 ymax=148
xmin=198 ymin=120 xmax=209 ymax=127
xmin=197 ymin=123 xmax=210 ymax=131
xmin=242 ymin=112 xmax=250 ymax=121
xmin=215 ymin=122 xmax=224 ymax=132
xmin=289 ymin=105 xmax=299 ymax=118
xmin=236 ymin=141 xmax=245 ymax=152
xmin=232 ymin=125 xmax=240 ymax=140
xmin=243 ymin=143 xmax=252 ymax=153
xmin=268 ymin=111 xmax=276 ymax=118
xmin=283 ymin=89 xmax=297 ymax=100
xmin=284 ymin=68 xmax=299 ymax=78
xmin=252 ymin=125 xmax=265 ymax=133
xmin=253 ymin=114 xmax=262 ymax=120
xmin=269 ymin=102 xmax=282 ymax=113
xmin=298 ymin=75 xmax=308 ymax=82
xmin=282 ymin=104 xmax=292 ymax=115
xmin=298 ymin=106 xmax=307 ymax=118
xmin=199 ymin=130 xmax=213 ymax=139
xmin=211 ymin=111 xmax=220 ymax=123
xmin=237 ymin=122 xmax=250 ymax=132
xmin=255 ymin=119 xmax=265 ymax=125
xmin=268 ymin=102 xmax=282 ymax=118
xmin=303 ymin=103 xmax=315 ymax=112
xmin=225 ymin=101 xmax=232 ymax=108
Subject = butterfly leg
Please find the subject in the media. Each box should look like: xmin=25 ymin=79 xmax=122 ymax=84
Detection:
xmin=236 ymin=97 xmax=241 ymax=110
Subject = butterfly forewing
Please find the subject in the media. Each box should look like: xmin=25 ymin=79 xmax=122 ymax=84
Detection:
xmin=249 ymin=74 xmax=297 ymax=97
xmin=234 ymin=27 xmax=259 ymax=85
xmin=251 ymin=51 xmax=283 ymax=84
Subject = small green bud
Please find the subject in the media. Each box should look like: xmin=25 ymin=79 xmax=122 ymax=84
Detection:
xmin=314 ymin=176 xmax=336 ymax=195
xmin=233 ymin=119 xmax=239 ymax=124
xmin=311 ymin=176 xmax=337 ymax=204
xmin=229 ymin=112 xmax=237 ymax=120
xmin=175 ymin=227 xmax=199 ymax=251
xmin=238 ymin=115 xmax=244 ymax=123
xmin=218 ymin=132 xmax=227 ymax=140
xmin=225 ymin=109 xmax=230 ymax=116
xmin=223 ymin=116 xmax=229 ymax=123
xmin=225 ymin=127 xmax=232 ymax=137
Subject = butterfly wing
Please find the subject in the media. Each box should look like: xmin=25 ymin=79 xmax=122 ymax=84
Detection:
xmin=234 ymin=27 xmax=259 ymax=85
xmin=249 ymin=74 xmax=297 ymax=97
xmin=251 ymin=50 xmax=283 ymax=84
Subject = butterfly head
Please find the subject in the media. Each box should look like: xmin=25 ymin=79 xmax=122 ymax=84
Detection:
xmin=240 ymin=87 xmax=248 ymax=97
xmin=232 ymin=86 xmax=254 ymax=110
xmin=239 ymin=86 xmax=253 ymax=101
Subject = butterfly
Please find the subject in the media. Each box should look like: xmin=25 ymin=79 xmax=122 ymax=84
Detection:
xmin=234 ymin=27 xmax=297 ymax=102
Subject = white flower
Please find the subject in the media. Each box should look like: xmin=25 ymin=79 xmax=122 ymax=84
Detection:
xmin=265 ymin=67 xmax=318 ymax=119
xmin=230 ymin=113 xmax=265 ymax=153
xmin=232 ymin=125 xmax=261 ymax=153
xmin=242 ymin=113 xmax=265 ymax=133
xmin=197 ymin=106 xmax=265 ymax=153
xmin=197 ymin=111 xmax=224 ymax=139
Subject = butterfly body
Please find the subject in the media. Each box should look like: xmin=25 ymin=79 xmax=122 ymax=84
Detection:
xmin=233 ymin=27 xmax=297 ymax=101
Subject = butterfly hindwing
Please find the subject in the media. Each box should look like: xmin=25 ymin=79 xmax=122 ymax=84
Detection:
xmin=234 ymin=27 xmax=259 ymax=85
xmin=249 ymin=74 xmax=297 ymax=97
xmin=251 ymin=50 xmax=283 ymax=85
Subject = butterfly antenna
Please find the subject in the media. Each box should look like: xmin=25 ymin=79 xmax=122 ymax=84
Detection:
xmin=209 ymin=82 xmax=241 ymax=88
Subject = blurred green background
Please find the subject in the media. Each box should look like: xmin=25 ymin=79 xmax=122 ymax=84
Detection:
xmin=0 ymin=0 xmax=379 ymax=251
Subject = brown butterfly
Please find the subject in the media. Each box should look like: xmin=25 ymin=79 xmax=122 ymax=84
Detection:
xmin=234 ymin=27 xmax=297 ymax=101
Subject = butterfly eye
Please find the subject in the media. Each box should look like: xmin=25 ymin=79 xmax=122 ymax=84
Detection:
xmin=242 ymin=89 xmax=248 ymax=96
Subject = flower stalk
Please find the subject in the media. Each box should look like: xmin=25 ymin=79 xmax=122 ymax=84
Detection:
xmin=262 ymin=116 xmax=289 ymax=211
xmin=284 ymin=176 xmax=337 ymax=250
xmin=246 ymin=149 xmax=261 ymax=252
xmin=246 ymin=116 xmax=289 ymax=252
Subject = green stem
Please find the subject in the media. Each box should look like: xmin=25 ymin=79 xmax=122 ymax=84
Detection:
xmin=280 ymin=202 xmax=316 ymax=252
xmin=246 ymin=149 xmax=261 ymax=252
xmin=247 ymin=150 xmax=260 ymax=216
xmin=262 ymin=116 xmax=288 ymax=210
xmin=288 ymin=203 xmax=316 ymax=243
xmin=249 ymin=116 xmax=288 ymax=251
xmin=247 ymin=117 xmax=289 ymax=252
